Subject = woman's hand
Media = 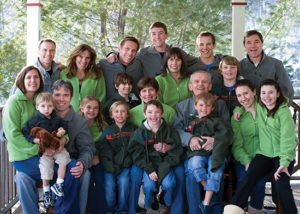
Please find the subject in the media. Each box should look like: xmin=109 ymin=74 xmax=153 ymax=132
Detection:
xmin=234 ymin=112 xmax=241 ymax=121
xmin=106 ymin=53 xmax=116 ymax=64
xmin=33 ymin=138 xmax=40 ymax=144
xmin=274 ymin=165 xmax=290 ymax=181
xmin=245 ymin=162 xmax=250 ymax=171
xmin=149 ymin=171 xmax=158 ymax=182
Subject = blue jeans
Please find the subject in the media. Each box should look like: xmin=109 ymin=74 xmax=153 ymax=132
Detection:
xmin=142 ymin=169 xmax=176 ymax=209
xmin=104 ymin=168 xmax=130 ymax=212
xmin=13 ymin=156 xmax=80 ymax=214
xmin=170 ymin=164 xmax=186 ymax=214
xmin=185 ymin=159 xmax=224 ymax=214
xmin=87 ymin=164 xmax=107 ymax=214
xmin=128 ymin=165 xmax=143 ymax=214
xmin=234 ymin=161 xmax=270 ymax=209
xmin=188 ymin=155 xmax=225 ymax=192
xmin=79 ymin=169 xmax=90 ymax=214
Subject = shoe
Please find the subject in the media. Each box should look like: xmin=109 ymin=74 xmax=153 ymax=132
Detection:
xmin=199 ymin=203 xmax=213 ymax=214
xmin=51 ymin=183 xmax=64 ymax=197
xmin=136 ymin=205 xmax=147 ymax=213
xmin=223 ymin=204 xmax=245 ymax=214
xmin=43 ymin=191 xmax=52 ymax=209
xmin=161 ymin=206 xmax=170 ymax=214
xmin=150 ymin=195 xmax=159 ymax=210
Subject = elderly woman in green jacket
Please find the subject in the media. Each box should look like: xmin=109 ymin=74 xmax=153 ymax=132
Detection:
xmin=61 ymin=44 xmax=106 ymax=112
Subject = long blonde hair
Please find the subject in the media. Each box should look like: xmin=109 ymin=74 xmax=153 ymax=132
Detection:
xmin=79 ymin=96 xmax=105 ymax=132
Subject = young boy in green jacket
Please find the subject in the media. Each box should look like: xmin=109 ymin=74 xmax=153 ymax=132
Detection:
xmin=99 ymin=101 xmax=136 ymax=213
xmin=128 ymin=100 xmax=183 ymax=212
xmin=185 ymin=92 xmax=230 ymax=213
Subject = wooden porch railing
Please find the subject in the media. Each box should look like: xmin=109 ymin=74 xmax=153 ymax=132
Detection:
xmin=0 ymin=98 xmax=299 ymax=213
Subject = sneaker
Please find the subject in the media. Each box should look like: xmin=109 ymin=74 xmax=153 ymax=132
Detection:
xmin=51 ymin=183 xmax=64 ymax=197
xmin=43 ymin=191 xmax=52 ymax=209
xmin=136 ymin=205 xmax=147 ymax=213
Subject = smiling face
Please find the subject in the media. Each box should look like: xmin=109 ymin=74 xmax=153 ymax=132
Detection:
xmin=188 ymin=72 xmax=212 ymax=96
xmin=150 ymin=27 xmax=168 ymax=49
xmin=38 ymin=41 xmax=56 ymax=69
xmin=139 ymin=86 xmax=159 ymax=103
xmin=118 ymin=41 xmax=138 ymax=66
xmin=235 ymin=85 xmax=256 ymax=110
xmin=110 ymin=104 xmax=128 ymax=126
xmin=116 ymin=83 xmax=132 ymax=97
xmin=143 ymin=104 xmax=163 ymax=127
xmin=24 ymin=69 xmax=41 ymax=94
xmin=221 ymin=62 xmax=238 ymax=82
xmin=167 ymin=54 xmax=182 ymax=74
xmin=196 ymin=36 xmax=216 ymax=60
xmin=81 ymin=100 xmax=99 ymax=121
xmin=194 ymin=99 xmax=213 ymax=118
xmin=244 ymin=34 xmax=263 ymax=63
xmin=260 ymin=85 xmax=279 ymax=110
xmin=52 ymin=87 xmax=72 ymax=115
xmin=36 ymin=101 xmax=54 ymax=118
xmin=75 ymin=50 xmax=91 ymax=72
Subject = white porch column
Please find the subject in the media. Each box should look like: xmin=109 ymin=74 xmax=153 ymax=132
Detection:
xmin=231 ymin=0 xmax=247 ymax=60
xmin=25 ymin=0 xmax=43 ymax=65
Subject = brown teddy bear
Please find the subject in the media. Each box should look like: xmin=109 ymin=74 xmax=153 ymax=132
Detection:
xmin=30 ymin=127 xmax=61 ymax=157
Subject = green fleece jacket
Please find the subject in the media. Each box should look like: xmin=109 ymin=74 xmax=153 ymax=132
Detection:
xmin=89 ymin=121 xmax=108 ymax=155
xmin=3 ymin=89 xmax=38 ymax=161
xmin=129 ymin=102 xmax=175 ymax=126
xmin=231 ymin=101 xmax=260 ymax=166
xmin=184 ymin=112 xmax=230 ymax=171
xmin=99 ymin=122 xmax=136 ymax=175
xmin=60 ymin=69 xmax=106 ymax=112
xmin=128 ymin=119 xmax=183 ymax=183
xmin=156 ymin=70 xmax=192 ymax=109
xmin=256 ymin=102 xmax=297 ymax=167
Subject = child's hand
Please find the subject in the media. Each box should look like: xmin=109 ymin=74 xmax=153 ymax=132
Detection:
xmin=33 ymin=138 xmax=40 ymax=144
xmin=234 ymin=112 xmax=241 ymax=122
xmin=161 ymin=143 xmax=171 ymax=153
xmin=43 ymin=148 xmax=56 ymax=157
xmin=274 ymin=165 xmax=290 ymax=181
xmin=93 ymin=155 xmax=100 ymax=166
xmin=153 ymin=143 xmax=163 ymax=152
xmin=149 ymin=171 xmax=158 ymax=182
xmin=56 ymin=127 xmax=66 ymax=137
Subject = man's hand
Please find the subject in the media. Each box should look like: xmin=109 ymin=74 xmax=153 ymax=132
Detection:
xmin=201 ymin=136 xmax=214 ymax=151
xmin=149 ymin=171 xmax=158 ymax=182
xmin=189 ymin=137 xmax=202 ymax=151
xmin=70 ymin=161 xmax=84 ymax=178
xmin=106 ymin=53 xmax=116 ymax=64
xmin=57 ymin=137 xmax=66 ymax=153
xmin=274 ymin=165 xmax=290 ymax=181
xmin=56 ymin=62 xmax=66 ymax=70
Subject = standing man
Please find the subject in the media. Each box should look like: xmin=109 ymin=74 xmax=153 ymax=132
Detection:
xmin=137 ymin=22 xmax=196 ymax=77
xmin=172 ymin=71 xmax=231 ymax=214
xmin=240 ymin=30 xmax=294 ymax=102
xmin=52 ymin=80 xmax=95 ymax=214
xmin=187 ymin=32 xmax=225 ymax=86
xmin=98 ymin=36 xmax=143 ymax=100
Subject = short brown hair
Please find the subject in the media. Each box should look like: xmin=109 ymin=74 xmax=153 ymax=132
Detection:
xmin=36 ymin=92 xmax=55 ymax=106
xmin=137 ymin=77 xmax=159 ymax=94
xmin=38 ymin=39 xmax=56 ymax=49
xmin=196 ymin=31 xmax=216 ymax=45
xmin=218 ymin=56 xmax=241 ymax=76
xmin=109 ymin=101 xmax=130 ymax=118
xmin=15 ymin=65 xmax=44 ymax=94
xmin=120 ymin=36 xmax=140 ymax=51
xmin=52 ymin=80 xmax=73 ymax=97
xmin=144 ymin=100 xmax=164 ymax=113
xmin=243 ymin=30 xmax=263 ymax=45
xmin=114 ymin=73 xmax=134 ymax=88
xmin=149 ymin=22 xmax=168 ymax=34
xmin=195 ymin=92 xmax=215 ymax=108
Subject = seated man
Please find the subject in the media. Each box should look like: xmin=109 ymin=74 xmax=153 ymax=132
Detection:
xmin=172 ymin=71 xmax=231 ymax=214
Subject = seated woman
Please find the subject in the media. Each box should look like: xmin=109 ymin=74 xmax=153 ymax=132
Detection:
xmin=3 ymin=65 xmax=79 ymax=214
xmin=61 ymin=44 xmax=106 ymax=112
xmin=231 ymin=79 xmax=270 ymax=214
xmin=156 ymin=47 xmax=192 ymax=109
xmin=224 ymin=79 xmax=298 ymax=214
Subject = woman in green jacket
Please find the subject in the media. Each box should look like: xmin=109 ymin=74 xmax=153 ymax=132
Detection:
xmin=225 ymin=79 xmax=297 ymax=214
xmin=156 ymin=47 xmax=192 ymax=109
xmin=61 ymin=44 xmax=106 ymax=112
